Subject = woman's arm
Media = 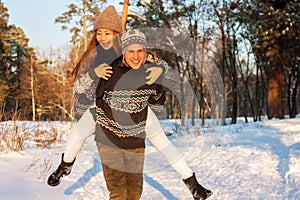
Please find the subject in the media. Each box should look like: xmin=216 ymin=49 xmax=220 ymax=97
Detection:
xmin=148 ymin=81 xmax=166 ymax=116
xmin=145 ymin=53 xmax=169 ymax=85
xmin=74 ymin=64 xmax=113 ymax=94
xmin=94 ymin=64 xmax=113 ymax=80
xmin=74 ymin=71 xmax=95 ymax=94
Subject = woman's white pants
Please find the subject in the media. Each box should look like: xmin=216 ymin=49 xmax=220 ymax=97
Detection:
xmin=64 ymin=107 xmax=193 ymax=179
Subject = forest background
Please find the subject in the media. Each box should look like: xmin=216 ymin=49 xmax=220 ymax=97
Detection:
xmin=0 ymin=0 xmax=299 ymax=126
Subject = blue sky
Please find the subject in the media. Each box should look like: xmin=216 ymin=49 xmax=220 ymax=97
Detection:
xmin=2 ymin=0 xmax=122 ymax=50
xmin=2 ymin=0 xmax=72 ymax=50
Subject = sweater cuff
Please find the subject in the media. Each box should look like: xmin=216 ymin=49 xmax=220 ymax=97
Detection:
xmin=149 ymin=104 xmax=167 ymax=120
xmin=88 ymin=68 xmax=98 ymax=80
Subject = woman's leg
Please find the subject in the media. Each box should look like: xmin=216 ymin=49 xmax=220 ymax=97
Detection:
xmin=48 ymin=107 xmax=96 ymax=186
xmin=145 ymin=108 xmax=213 ymax=199
xmin=145 ymin=107 xmax=193 ymax=179
xmin=64 ymin=107 xmax=96 ymax=162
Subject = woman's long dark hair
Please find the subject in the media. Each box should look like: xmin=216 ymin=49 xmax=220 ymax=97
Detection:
xmin=68 ymin=31 xmax=122 ymax=85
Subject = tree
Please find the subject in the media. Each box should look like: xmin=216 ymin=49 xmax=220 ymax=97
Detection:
xmin=55 ymin=0 xmax=107 ymax=49
xmin=121 ymin=0 xmax=129 ymax=30
xmin=128 ymin=0 xmax=216 ymax=125
xmin=241 ymin=0 xmax=300 ymax=119
xmin=2 ymin=24 xmax=33 ymax=119
xmin=0 ymin=1 xmax=10 ymax=119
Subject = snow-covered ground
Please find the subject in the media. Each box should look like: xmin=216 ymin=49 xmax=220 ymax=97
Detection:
xmin=1 ymin=117 xmax=300 ymax=200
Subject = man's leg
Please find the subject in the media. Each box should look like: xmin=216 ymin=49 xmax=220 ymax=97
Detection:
xmin=97 ymin=143 xmax=127 ymax=200
xmin=124 ymin=148 xmax=145 ymax=200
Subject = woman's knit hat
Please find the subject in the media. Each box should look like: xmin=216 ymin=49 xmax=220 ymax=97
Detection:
xmin=93 ymin=5 xmax=123 ymax=33
xmin=121 ymin=29 xmax=147 ymax=54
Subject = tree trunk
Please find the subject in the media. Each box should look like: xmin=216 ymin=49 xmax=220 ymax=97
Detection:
xmin=288 ymin=66 xmax=299 ymax=118
xmin=122 ymin=0 xmax=129 ymax=31
xmin=231 ymin=74 xmax=237 ymax=124
xmin=82 ymin=0 xmax=88 ymax=50
xmin=191 ymin=95 xmax=195 ymax=126
xmin=30 ymin=57 xmax=36 ymax=121
xmin=169 ymin=93 xmax=173 ymax=118
xmin=180 ymin=77 xmax=185 ymax=126
xmin=255 ymin=63 xmax=260 ymax=121
xmin=267 ymin=66 xmax=285 ymax=119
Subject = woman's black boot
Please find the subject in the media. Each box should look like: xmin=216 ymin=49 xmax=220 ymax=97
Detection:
xmin=183 ymin=173 xmax=213 ymax=200
xmin=47 ymin=153 xmax=75 ymax=186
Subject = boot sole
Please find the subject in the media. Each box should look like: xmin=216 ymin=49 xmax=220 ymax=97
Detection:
xmin=47 ymin=177 xmax=62 ymax=187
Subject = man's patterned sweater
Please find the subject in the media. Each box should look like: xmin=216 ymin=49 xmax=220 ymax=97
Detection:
xmin=95 ymin=56 xmax=165 ymax=149
xmin=72 ymin=45 xmax=167 ymax=121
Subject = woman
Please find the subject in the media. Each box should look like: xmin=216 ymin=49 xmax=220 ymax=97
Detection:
xmin=47 ymin=5 xmax=212 ymax=200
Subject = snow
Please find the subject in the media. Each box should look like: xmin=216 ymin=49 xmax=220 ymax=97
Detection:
xmin=1 ymin=117 xmax=300 ymax=200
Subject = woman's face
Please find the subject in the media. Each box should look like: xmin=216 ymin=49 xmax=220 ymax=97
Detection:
xmin=96 ymin=29 xmax=115 ymax=50
xmin=124 ymin=44 xmax=146 ymax=69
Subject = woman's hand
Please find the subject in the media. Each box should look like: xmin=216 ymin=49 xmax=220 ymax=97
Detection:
xmin=146 ymin=67 xmax=163 ymax=85
xmin=94 ymin=63 xmax=113 ymax=80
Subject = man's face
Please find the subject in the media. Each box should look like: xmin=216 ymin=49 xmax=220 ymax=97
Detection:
xmin=124 ymin=44 xmax=146 ymax=69
xmin=96 ymin=29 xmax=115 ymax=50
